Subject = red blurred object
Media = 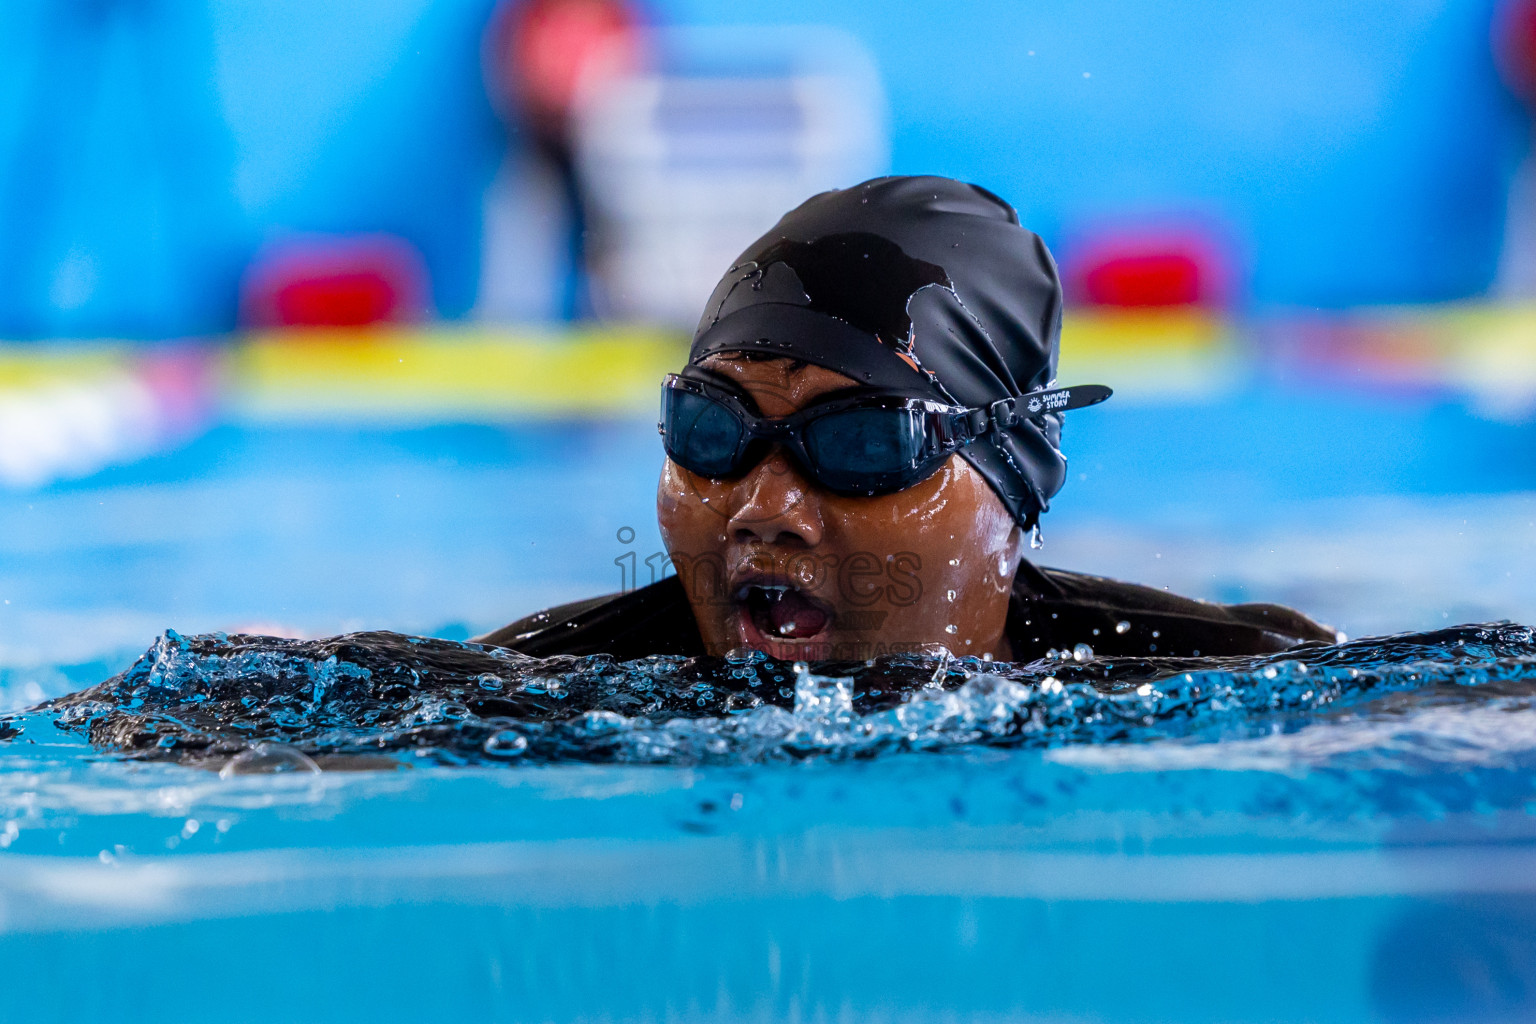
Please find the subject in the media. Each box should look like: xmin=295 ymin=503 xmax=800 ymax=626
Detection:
xmin=1066 ymin=231 xmax=1232 ymax=309
xmin=484 ymin=0 xmax=645 ymax=145
xmin=1083 ymin=252 xmax=1204 ymax=307
xmin=240 ymin=235 xmax=430 ymax=328
xmin=1495 ymin=0 xmax=1536 ymax=105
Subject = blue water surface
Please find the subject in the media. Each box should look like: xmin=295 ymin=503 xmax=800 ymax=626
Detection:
xmin=2 ymin=383 xmax=1536 ymax=1023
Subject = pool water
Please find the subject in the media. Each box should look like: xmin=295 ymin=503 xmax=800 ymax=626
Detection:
xmin=3 ymin=382 xmax=1536 ymax=1023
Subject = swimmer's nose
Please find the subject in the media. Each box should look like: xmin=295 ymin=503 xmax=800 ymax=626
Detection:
xmin=727 ymin=448 xmax=823 ymax=548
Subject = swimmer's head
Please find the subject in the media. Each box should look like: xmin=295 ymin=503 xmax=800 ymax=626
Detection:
xmin=657 ymin=176 xmax=1099 ymax=661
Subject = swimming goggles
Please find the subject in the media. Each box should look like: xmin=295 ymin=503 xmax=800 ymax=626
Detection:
xmin=659 ymin=372 xmax=1112 ymax=497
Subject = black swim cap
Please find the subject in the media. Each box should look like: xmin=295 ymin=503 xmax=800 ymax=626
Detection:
xmin=688 ymin=175 xmax=1081 ymax=529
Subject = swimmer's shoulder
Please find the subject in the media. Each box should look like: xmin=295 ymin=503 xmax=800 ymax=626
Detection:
xmin=1010 ymin=561 xmax=1335 ymax=660
xmin=473 ymin=576 xmax=703 ymax=659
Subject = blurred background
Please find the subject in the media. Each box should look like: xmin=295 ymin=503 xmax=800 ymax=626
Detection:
xmin=2 ymin=0 xmax=1536 ymax=703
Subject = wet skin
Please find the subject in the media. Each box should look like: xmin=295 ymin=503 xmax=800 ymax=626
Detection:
xmin=657 ymin=354 xmax=1024 ymax=662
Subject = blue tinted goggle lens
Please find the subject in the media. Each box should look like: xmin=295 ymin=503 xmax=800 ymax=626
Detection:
xmin=802 ymin=407 xmax=927 ymax=486
xmin=662 ymin=387 xmax=744 ymax=478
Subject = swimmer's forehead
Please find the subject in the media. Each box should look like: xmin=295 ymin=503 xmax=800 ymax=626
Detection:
xmin=696 ymin=353 xmax=861 ymax=416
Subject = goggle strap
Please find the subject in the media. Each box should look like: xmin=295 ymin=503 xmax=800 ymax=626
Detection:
xmin=983 ymin=384 xmax=1113 ymax=432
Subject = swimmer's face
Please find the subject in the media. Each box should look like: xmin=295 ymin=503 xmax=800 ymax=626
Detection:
xmin=657 ymin=354 xmax=1024 ymax=662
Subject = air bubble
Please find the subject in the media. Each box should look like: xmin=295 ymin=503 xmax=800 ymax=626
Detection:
xmin=483 ymin=731 xmax=529 ymax=758
xmin=219 ymin=743 xmax=321 ymax=777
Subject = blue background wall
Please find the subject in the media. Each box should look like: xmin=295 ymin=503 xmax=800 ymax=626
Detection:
xmin=0 ymin=0 xmax=1525 ymax=338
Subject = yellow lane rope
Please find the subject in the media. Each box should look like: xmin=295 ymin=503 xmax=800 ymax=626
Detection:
xmin=226 ymin=326 xmax=688 ymax=420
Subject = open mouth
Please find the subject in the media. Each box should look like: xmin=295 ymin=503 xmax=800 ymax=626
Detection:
xmin=734 ymin=581 xmax=834 ymax=642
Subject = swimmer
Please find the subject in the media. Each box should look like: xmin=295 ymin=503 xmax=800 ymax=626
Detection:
xmin=478 ymin=176 xmax=1332 ymax=661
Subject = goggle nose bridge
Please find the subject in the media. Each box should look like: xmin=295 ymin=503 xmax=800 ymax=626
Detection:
xmin=741 ymin=416 xmax=799 ymax=442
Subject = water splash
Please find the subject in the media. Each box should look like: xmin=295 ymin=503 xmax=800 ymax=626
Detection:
xmin=7 ymin=623 xmax=1536 ymax=769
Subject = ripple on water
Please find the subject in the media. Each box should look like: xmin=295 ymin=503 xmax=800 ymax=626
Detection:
xmin=4 ymin=622 xmax=1536 ymax=772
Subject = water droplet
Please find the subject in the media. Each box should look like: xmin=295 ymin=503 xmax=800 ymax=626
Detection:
xmin=948 ymin=558 xmax=960 ymax=567
xmin=793 ymin=662 xmax=852 ymax=717
xmin=1072 ymin=643 xmax=1093 ymax=662
xmin=944 ymin=624 xmax=959 ymax=634
xmin=946 ymin=589 xmax=956 ymax=602
xmin=1115 ymin=621 xmax=1131 ymax=634
xmin=1029 ymin=524 xmax=1044 ymax=549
